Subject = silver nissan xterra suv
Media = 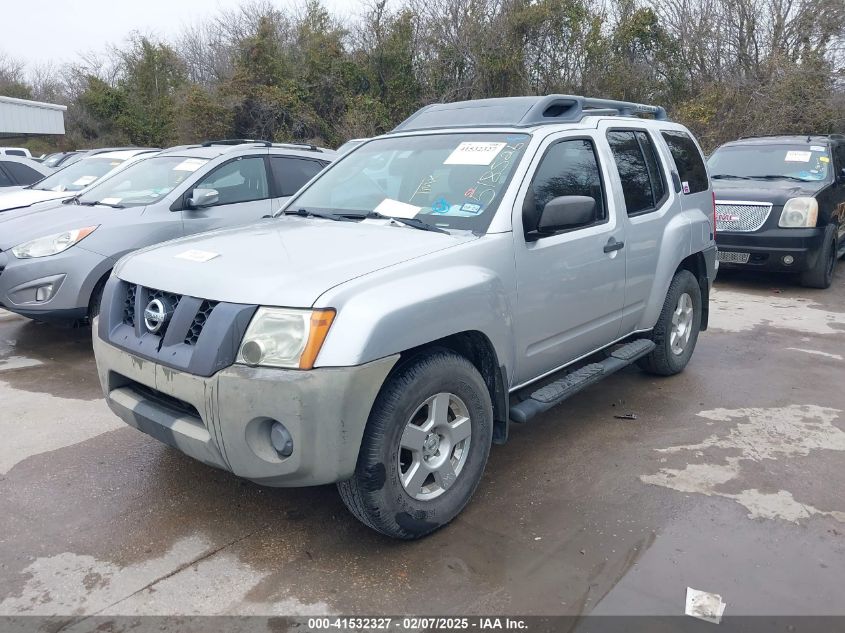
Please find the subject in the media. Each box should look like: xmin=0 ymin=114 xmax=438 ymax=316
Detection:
xmin=93 ymin=95 xmax=717 ymax=539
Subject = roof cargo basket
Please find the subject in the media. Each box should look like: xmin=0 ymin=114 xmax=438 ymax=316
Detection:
xmin=393 ymin=94 xmax=667 ymax=132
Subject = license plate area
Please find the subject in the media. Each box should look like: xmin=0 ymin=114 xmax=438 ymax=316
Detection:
xmin=718 ymin=251 xmax=750 ymax=264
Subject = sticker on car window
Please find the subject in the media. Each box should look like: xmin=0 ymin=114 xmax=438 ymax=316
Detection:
xmin=175 ymin=249 xmax=220 ymax=262
xmin=444 ymin=142 xmax=507 ymax=166
xmin=820 ymin=156 xmax=830 ymax=163
xmin=682 ymin=181 xmax=690 ymax=194
xmin=374 ymin=198 xmax=421 ymax=219
xmin=461 ymin=203 xmax=482 ymax=214
xmin=784 ymin=150 xmax=811 ymax=162
xmin=100 ymin=197 xmax=122 ymax=205
xmin=173 ymin=158 xmax=206 ymax=172
xmin=72 ymin=176 xmax=97 ymax=186
xmin=810 ymin=146 xmax=825 ymax=152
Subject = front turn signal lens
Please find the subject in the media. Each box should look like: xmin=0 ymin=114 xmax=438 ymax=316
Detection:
xmin=299 ymin=309 xmax=336 ymax=369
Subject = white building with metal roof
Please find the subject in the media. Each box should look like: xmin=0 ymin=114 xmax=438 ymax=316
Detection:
xmin=0 ymin=95 xmax=66 ymax=137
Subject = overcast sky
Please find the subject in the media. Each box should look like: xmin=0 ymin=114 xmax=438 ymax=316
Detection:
xmin=5 ymin=0 xmax=366 ymax=72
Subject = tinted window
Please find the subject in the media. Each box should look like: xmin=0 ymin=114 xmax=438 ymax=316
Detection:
xmin=661 ymin=130 xmax=708 ymax=194
xmin=3 ymin=161 xmax=43 ymax=185
xmin=270 ymin=157 xmax=325 ymax=196
xmin=0 ymin=166 xmax=13 ymax=187
xmin=637 ymin=132 xmax=666 ymax=204
xmin=5 ymin=150 xmax=26 ymax=157
xmin=196 ymin=156 xmax=269 ymax=205
xmin=607 ymin=131 xmax=654 ymax=215
xmin=524 ymin=139 xmax=606 ymax=233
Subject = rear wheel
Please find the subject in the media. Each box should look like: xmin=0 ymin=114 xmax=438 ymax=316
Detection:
xmin=800 ymin=226 xmax=837 ymax=289
xmin=337 ymin=350 xmax=493 ymax=539
xmin=638 ymin=269 xmax=702 ymax=376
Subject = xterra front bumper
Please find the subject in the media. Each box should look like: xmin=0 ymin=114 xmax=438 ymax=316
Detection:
xmin=93 ymin=331 xmax=398 ymax=487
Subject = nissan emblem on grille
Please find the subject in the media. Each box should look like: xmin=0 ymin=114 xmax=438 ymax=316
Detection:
xmin=144 ymin=298 xmax=173 ymax=334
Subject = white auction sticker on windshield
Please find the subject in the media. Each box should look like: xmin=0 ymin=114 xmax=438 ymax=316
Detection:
xmin=173 ymin=158 xmax=207 ymax=172
xmin=175 ymin=249 xmax=220 ymax=262
xmin=374 ymin=198 xmax=422 ymax=219
xmin=784 ymin=150 xmax=811 ymax=162
xmin=100 ymin=197 xmax=122 ymax=205
xmin=444 ymin=142 xmax=507 ymax=166
xmin=810 ymin=145 xmax=825 ymax=152
xmin=72 ymin=175 xmax=97 ymax=187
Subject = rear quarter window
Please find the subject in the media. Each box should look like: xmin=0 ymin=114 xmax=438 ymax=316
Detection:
xmin=661 ymin=130 xmax=708 ymax=194
xmin=3 ymin=161 xmax=43 ymax=185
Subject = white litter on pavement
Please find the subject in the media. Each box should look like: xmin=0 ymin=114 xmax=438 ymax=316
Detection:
xmin=685 ymin=587 xmax=726 ymax=624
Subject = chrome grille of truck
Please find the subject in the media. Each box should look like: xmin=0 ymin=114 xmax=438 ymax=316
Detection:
xmin=715 ymin=201 xmax=772 ymax=232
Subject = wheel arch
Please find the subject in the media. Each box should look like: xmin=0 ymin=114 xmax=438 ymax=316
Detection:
xmin=391 ymin=331 xmax=510 ymax=445
xmin=675 ymin=251 xmax=710 ymax=330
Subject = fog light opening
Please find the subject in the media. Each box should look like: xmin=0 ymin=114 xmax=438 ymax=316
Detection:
xmin=35 ymin=284 xmax=53 ymax=302
xmin=782 ymin=255 xmax=795 ymax=266
xmin=269 ymin=421 xmax=294 ymax=457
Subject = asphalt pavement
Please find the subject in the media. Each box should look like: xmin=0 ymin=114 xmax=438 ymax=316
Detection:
xmin=1 ymin=268 xmax=844 ymax=621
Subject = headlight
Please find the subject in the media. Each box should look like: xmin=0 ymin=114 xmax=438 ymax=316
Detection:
xmin=778 ymin=197 xmax=818 ymax=228
xmin=236 ymin=307 xmax=336 ymax=369
xmin=11 ymin=226 xmax=98 ymax=259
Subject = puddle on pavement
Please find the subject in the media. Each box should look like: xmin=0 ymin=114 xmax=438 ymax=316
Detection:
xmin=710 ymin=288 xmax=845 ymax=334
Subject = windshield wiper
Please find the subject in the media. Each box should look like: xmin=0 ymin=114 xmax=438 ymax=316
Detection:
xmin=282 ymin=208 xmax=353 ymax=222
xmin=711 ymin=174 xmax=753 ymax=180
xmin=62 ymin=195 xmax=81 ymax=205
xmin=749 ymin=175 xmax=808 ymax=182
xmin=79 ymin=200 xmax=125 ymax=209
xmin=359 ymin=211 xmax=450 ymax=234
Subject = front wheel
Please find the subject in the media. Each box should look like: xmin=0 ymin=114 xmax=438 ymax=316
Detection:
xmin=337 ymin=350 xmax=493 ymax=539
xmin=638 ymin=269 xmax=702 ymax=376
xmin=800 ymin=225 xmax=837 ymax=289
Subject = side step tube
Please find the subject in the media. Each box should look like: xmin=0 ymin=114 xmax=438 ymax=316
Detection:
xmin=509 ymin=339 xmax=655 ymax=424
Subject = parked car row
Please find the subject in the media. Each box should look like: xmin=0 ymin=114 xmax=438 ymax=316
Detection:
xmin=0 ymin=140 xmax=336 ymax=324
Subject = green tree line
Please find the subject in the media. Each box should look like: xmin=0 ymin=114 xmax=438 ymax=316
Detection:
xmin=2 ymin=0 xmax=844 ymax=153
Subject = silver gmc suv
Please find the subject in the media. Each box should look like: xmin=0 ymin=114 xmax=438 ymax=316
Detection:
xmin=93 ymin=96 xmax=717 ymax=539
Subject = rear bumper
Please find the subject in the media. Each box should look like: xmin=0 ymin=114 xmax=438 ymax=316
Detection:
xmin=93 ymin=329 xmax=398 ymax=487
xmin=715 ymin=227 xmax=826 ymax=272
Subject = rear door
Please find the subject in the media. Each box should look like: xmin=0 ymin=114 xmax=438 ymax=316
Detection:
xmin=181 ymin=154 xmax=273 ymax=234
xmin=268 ymin=155 xmax=328 ymax=212
xmin=598 ymin=123 xmax=675 ymax=334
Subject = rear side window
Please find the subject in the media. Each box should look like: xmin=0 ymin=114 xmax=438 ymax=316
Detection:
xmin=607 ymin=130 xmax=666 ymax=215
xmin=0 ymin=165 xmax=13 ymax=187
xmin=661 ymin=130 xmax=708 ymax=194
xmin=5 ymin=149 xmax=26 ymax=157
xmin=270 ymin=156 xmax=325 ymax=196
xmin=3 ymin=161 xmax=43 ymax=185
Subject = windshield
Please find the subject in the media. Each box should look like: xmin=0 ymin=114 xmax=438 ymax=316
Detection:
xmin=77 ymin=156 xmax=208 ymax=208
xmin=33 ymin=156 xmax=127 ymax=192
xmin=288 ymin=132 xmax=531 ymax=231
xmin=708 ymin=144 xmax=831 ymax=183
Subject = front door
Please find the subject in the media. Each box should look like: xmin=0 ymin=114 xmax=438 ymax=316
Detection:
xmin=512 ymin=134 xmax=626 ymax=386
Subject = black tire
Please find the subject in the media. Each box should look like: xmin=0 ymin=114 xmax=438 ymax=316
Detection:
xmin=800 ymin=225 xmax=837 ymax=289
xmin=337 ymin=350 xmax=493 ymax=539
xmin=87 ymin=277 xmax=108 ymax=323
xmin=638 ymin=269 xmax=702 ymax=376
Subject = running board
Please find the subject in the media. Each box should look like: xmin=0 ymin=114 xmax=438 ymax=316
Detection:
xmin=509 ymin=339 xmax=655 ymax=424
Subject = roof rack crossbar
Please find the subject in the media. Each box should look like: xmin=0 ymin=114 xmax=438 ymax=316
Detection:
xmin=393 ymin=94 xmax=668 ymax=132
xmin=200 ymin=139 xmax=272 ymax=147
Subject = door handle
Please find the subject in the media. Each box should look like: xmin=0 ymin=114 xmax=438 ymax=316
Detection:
xmin=604 ymin=237 xmax=625 ymax=253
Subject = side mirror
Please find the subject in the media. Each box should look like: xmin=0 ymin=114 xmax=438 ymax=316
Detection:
xmin=186 ymin=188 xmax=219 ymax=209
xmin=537 ymin=195 xmax=596 ymax=234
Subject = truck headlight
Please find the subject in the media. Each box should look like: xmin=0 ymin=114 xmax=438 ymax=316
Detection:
xmin=778 ymin=197 xmax=818 ymax=228
xmin=237 ymin=307 xmax=335 ymax=369
xmin=11 ymin=226 xmax=98 ymax=259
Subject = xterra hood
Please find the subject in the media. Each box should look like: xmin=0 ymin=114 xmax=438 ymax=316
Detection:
xmin=713 ymin=179 xmax=827 ymax=205
xmin=115 ymin=218 xmax=478 ymax=307
xmin=0 ymin=188 xmax=69 ymax=214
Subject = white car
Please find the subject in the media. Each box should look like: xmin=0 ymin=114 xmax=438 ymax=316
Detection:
xmin=0 ymin=148 xmax=158 ymax=213
xmin=0 ymin=147 xmax=33 ymax=158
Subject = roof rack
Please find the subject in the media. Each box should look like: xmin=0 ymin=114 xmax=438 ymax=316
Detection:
xmin=393 ymin=94 xmax=668 ymax=132
xmin=270 ymin=142 xmax=322 ymax=152
xmin=201 ymin=139 xmax=272 ymax=147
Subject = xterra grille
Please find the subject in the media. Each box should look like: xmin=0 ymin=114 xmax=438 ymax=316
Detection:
xmin=715 ymin=201 xmax=772 ymax=233
xmin=185 ymin=300 xmax=218 ymax=345
xmin=123 ymin=285 xmax=137 ymax=326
